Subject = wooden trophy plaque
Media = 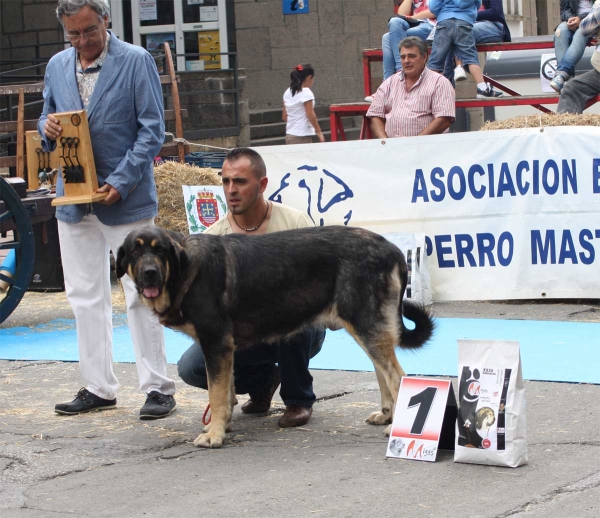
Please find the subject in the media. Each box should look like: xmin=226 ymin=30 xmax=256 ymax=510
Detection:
xmin=50 ymin=110 xmax=107 ymax=206
xmin=26 ymin=130 xmax=59 ymax=190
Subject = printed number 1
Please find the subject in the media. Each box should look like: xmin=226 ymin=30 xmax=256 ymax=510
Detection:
xmin=407 ymin=386 xmax=437 ymax=435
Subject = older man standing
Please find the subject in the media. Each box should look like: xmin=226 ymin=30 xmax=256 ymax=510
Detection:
xmin=39 ymin=0 xmax=176 ymax=419
xmin=367 ymin=36 xmax=455 ymax=138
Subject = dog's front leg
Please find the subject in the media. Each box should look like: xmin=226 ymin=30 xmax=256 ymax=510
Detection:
xmin=194 ymin=340 xmax=235 ymax=449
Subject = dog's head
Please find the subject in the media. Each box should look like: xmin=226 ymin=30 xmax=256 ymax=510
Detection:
xmin=116 ymin=226 xmax=188 ymax=309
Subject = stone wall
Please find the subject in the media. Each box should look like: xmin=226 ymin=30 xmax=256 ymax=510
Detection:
xmin=233 ymin=0 xmax=540 ymax=110
xmin=0 ymin=0 xmax=64 ymax=71
xmin=233 ymin=0 xmax=393 ymax=109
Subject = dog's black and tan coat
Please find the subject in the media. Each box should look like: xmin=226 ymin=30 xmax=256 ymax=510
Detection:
xmin=117 ymin=225 xmax=435 ymax=448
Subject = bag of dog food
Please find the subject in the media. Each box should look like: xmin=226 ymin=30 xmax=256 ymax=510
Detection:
xmin=383 ymin=233 xmax=432 ymax=306
xmin=454 ymin=340 xmax=528 ymax=467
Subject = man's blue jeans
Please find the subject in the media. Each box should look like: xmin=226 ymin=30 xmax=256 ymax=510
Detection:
xmin=554 ymin=21 xmax=592 ymax=77
xmin=383 ymin=17 xmax=435 ymax=79
xmin=177 ymin=328 xmax=325 ymax=408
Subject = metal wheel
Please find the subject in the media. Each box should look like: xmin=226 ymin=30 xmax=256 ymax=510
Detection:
xmin=0 ymin=176 xmax=35 ymax=324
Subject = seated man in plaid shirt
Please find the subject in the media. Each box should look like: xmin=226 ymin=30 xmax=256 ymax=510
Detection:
xmin=367 ymin=36 xmax=455 ymax=138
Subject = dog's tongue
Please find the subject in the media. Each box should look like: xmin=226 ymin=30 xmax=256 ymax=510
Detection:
xmin=143 ymin=287 xmax=160 ymax=299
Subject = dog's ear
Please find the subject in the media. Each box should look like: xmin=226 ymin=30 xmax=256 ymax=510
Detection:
xmin=115 ymin=244 xmax=128 ymax=279
xmin=169 ymin=238 xmax=189 ymax=277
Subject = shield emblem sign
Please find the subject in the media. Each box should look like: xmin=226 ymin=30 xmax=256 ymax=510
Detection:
xmin=196 ymin=190 xmax=219 ymax=227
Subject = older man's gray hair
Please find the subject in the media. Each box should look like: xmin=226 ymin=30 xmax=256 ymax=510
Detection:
xmin=56 ymin=0 xmax=110 ymax=21
xmin=399 ymin=36 xmax=429 ymax=58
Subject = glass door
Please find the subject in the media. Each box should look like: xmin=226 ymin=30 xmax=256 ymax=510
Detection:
xmin=130 ymin=0 xmax=228 ymax=72
xmin=178 ymin=0 xmax=229 ymax=71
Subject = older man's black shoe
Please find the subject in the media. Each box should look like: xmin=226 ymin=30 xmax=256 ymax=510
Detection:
xmin=139 ymin=391 xmax=177 ymax=420
xmin=55 ymin=388 xmax=117 ymax=415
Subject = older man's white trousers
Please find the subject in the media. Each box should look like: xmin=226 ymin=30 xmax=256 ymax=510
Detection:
xmin=57 ymin=215 xmax=175 ymax=400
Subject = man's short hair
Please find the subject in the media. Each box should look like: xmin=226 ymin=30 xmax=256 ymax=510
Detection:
xmin=225 ymin=148 xmax=267 ymax=179
xmin=399 ymin=37 xmax=429 ymax=59
xmin=56 ymin=0 xmax=110 ymax=22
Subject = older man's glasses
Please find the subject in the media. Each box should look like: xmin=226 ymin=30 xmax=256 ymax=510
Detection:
xmin=64 ymin=26 xmax=100 ymax=43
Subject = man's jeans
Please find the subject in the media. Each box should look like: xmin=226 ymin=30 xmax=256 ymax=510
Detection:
xmin=442 ymin=20 xmax=505 ymax=81
xmin=558 ymin=68 xmax=600 ymax=114
xmin=554 ymin=21 xmax=592 ymax=77
xmin=383 ymin=17 xmax=435 ymax=79
xmin=177 ymin=328 xmax=325 ymax=408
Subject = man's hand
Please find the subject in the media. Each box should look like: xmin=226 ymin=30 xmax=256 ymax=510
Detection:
xmin=43 ymin=114 xmax=62 ymax=140
xmin=96 ymin=183 xmax=121 ymax=205
xmin=370 ymin=117 xmax=389 ymax=139
xmin=567 ymin=16 xmax=581 ymax=30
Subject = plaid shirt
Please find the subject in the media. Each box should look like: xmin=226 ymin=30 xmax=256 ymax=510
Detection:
xmin=76 ymin=33 xmax=111 ymax=108
xmin=366 ymin=67 xmax=455 ymax=138
xmin=580 ymin=0 xmax=600 ymax=38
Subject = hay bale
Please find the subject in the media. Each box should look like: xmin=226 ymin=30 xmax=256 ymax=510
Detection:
xmin=154 ymin=161 xmax=222 ymax=234
xmin=481 ymin=113 xmax=600 ymax=131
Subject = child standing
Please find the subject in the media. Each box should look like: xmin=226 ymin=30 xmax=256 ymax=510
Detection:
xmin=427 ymin=0 xmax=502 ymax=97
xmin=282 ymin=64 xmax=325 ymax=144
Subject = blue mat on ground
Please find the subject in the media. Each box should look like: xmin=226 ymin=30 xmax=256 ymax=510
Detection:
xmin=0 ymin=316 xmax=598 ymax=384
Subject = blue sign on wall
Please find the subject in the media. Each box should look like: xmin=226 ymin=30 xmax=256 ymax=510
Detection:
xmin=283 ymin=0 xmax=309 ymax=15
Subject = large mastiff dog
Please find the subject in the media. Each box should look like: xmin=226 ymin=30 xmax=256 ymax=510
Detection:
xmin=117 ymin=225 xmax=435 ymax=448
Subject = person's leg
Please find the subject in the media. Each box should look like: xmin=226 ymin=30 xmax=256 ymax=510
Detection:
xmin=556 ymin=26 xmax=591 ymax=77
xmin=558 ymin=69 xmax=600 ymax=114
xmin=427 ymin=19 xmax=454 ymax=73
xmin=406 ymin=20 xmax=434 ymax=41
xmin=553 ymin=22 xmax=575 ymax=72
xmin=387 ymin=17 xmax=410 ymax=74
xmin=382 ymin=32 xmax=396 ymax=80
xmin=178 ymin=340 xmax=279 ymax=395
xmin=278 ymin=328 xmax=325 ymax=407
xmin=55 ymin=216 xmax=119 ymax=413
xmin=177 ymin=342 xmax=209 ymax=389
xmin=276 ymin=328 xmax=326 ymax=427
xmin=472 ymin=20 xmax=504 ymax=44
xmin=104 ymin=218 xmax=175 ymax=397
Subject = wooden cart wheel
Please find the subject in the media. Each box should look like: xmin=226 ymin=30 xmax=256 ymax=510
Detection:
xmin=0 ymin=176 xmax=35 ymax=324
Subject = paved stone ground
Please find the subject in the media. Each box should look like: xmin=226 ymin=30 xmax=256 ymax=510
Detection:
xmin=1 ymin=292 xmax=599 ymax=517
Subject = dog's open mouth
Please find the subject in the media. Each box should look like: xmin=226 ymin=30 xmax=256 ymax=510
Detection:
xmin=141 ymin=286 xmax=161 ymax=299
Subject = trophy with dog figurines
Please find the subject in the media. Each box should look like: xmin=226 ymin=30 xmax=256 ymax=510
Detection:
xmin=50 ymin=110 xmax=107 ymax=206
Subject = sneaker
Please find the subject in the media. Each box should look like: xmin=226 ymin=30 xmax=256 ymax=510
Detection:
xmin=454 ymin=65 xmax=467 ymax=82
xmin=139 ymin=391 xmax=177 ymax=420
xmin=549 ymin=73 xmax=566 ymax=93
xmin=55 ymin=388 xmax=117 ymax=415
xmin=364 ymin=96 xmax=374 ymax=103
xmin=477 ymin=83 xmax=503 ymax=98
xmin=241 ymin=369 xmax=281 ymax=415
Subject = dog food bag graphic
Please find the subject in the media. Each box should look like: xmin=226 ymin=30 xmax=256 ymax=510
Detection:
xmin=454 ymin=340 xmax=528 ymax=467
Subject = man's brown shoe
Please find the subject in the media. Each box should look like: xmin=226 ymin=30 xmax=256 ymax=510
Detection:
xmin=278 ymin=405 xmax=312 ymax=428
xmin=241 ymin=370 xmax=280 ymax=414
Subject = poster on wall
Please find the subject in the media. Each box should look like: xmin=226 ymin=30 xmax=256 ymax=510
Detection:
xmin=283 ymin=0 xmax=309 ymax=15
xmin=146 ymin=33 xmax=175 ymax=73
xmin=139 ymin=0 xmax=157 ymax=21
xmin=198 ymin=30 xmax=221 ymax=69
xmin=200 ymin=6 xmax=219 ymax=21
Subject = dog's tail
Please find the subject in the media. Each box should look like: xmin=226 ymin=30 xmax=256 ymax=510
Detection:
xmin=398 ymin=299 xmax=435 ymax=350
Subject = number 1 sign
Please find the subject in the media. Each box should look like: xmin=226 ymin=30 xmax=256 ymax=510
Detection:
xmin=386 ymin=377 xmax=457 ymax=462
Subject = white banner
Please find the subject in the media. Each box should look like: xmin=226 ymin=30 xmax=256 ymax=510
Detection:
xmin=256 ymin=127 xmax=600 ymax=301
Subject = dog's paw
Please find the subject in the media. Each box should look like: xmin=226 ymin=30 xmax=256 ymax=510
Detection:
xmin=193 ymin=431 xmax=224 ymax=448
xmin=384 ymin=424 xmax=392 ymax=437
xmin=202 ymin=421 xmax=232 ymax=433
xmin=365 ymin=409 xmax=393 ymax=425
